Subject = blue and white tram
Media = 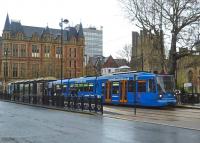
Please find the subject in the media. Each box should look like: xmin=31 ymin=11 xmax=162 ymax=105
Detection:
xmin=49 ymin=71 xmax=176 ymax=107
xmin=7 ymin=72 xmax=176 ymax=107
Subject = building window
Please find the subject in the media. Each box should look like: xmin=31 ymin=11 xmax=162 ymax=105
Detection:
xmin=188 ymin=70 xmax=193 ymax=82
xmin=3 ymin=62 xmax=8 ymax=77
xmin=74 ymin=60 xmax=76 ymax=68
xmin=32 ymin=45 xmax=39 ymax=57
xmin=20 ymin=44 xmax=26 ymax=57
xmin=3 ymin=43 xmax=10 ymax=56
xmin=20 ymin=63 xmax=26 ymax=77
xmin=74 ymin=48 xmax=76 ymax=57
xmin=32 ymin=64 xmax=39 ymax=78
xmin=44 ymin=46 xmax=50 ymax=58
xmin=13 ymin=63 xmax=18 ymax=77
xmin=13 ymin=44 xmax=18 ymax=57
xmin=47 ymin=64 xmax=53 ymax=76
xmin=69 ymin=48 xmax=72 ymax=57
xmin=56 ymin=47 xmax=61 ymax=58
xmin=3 ymin=33 xmax=10 ymax=39
xmin=17 ymin=33 xmax=23 ymax=40
xmin=69 ymin=60 xmax=72 ymax=67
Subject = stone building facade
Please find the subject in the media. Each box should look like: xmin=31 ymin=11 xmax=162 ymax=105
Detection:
xmin=177 ymin=47 xmax=200 ymax=93
xmin=131 ymin=30 xmax=165 ymax=73
xmin=0 ymin=15 xmax=84 ymax=86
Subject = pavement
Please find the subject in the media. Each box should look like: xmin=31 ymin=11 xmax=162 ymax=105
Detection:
xmin=176 ymin=103 xmax=200 ymax=109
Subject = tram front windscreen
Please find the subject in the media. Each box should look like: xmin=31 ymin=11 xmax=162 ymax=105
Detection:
xmin=156 ymin=75 xmax=175 ymax=93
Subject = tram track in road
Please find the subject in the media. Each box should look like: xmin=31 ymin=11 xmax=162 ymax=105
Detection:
xmin=104 ymin=105 xmax=200 ymax=120
xmin=103 ymin=105 xmax=200 ymax=130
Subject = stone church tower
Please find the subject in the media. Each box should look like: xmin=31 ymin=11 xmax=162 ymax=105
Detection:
xmin=131 ymin=30 xmax=165 ymax=73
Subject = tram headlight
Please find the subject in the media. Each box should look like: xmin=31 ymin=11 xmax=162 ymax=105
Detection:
xmin=159 ymin=94 xmax=163 ymax=98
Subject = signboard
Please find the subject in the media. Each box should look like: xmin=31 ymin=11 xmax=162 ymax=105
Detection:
xmin=184 ymin=83 xmax=192 ymax=88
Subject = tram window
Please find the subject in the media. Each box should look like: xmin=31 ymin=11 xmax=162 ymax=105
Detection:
xmin=128 ymin=80 xmax=136 ymax=92
xmin=112 ymin=81 xmax=119 ymax=94
xmin=148 ymin=79 xmax=156 ymax=92
xmin=74 ymin=84 xmax=79 ymax=91
xmin=138 ymin=81 xmax=146 ymax=92
xmin=79 ymin=83 xmax=84 ymax=91
xmin=88 ymin=83 xmax=94 ymax=92
xmin=63 ymin=85 xmax=67 ymax=92
xmin=84 ymin=83 xmax=89 ymax=91
xmin=69 ymin=84 xmax=74 ymax=91
xmin=102 ymin=83 xmax=105 ymax=94
xmin=56 ymin=84 xmax=61 ymax=90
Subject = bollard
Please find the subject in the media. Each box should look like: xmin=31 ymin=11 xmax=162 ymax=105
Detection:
xmin=89 ymin=95 xmax=91 ymax=112
xmin=100 ymin=96 xmax=103 ymax=114
xmin=95 ymin=95 xmax=98 ymax=113
xmin=81 ymin=96 xmax=84 ymax=111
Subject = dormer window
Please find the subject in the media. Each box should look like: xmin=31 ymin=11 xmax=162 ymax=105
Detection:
xmin=32 ymin=33 xmax=39 ymax=41
xmin=44 ymin=45 xmax=50 ymax=58
xmin=3 ymin=32 xmax=10 ymax=39
xmin=17 ymin=33 xmax=23 ymax=40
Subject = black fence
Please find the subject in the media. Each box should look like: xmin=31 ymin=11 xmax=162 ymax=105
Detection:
xmin=177 ymin=93 xmax=200 ymax=104
xmin=0 ymin=93 xmax=103 ymax=114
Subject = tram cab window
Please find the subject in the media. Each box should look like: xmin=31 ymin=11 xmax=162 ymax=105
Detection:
xmin=128 ymin=80 xmax=136 ymax=92
xmin=112 ymin=81 xmax=120 ymax=94
xmin=138 ymin=80 xmax=146 ymax=92
xmin=148 ymin=79 xmax=156 ymax=92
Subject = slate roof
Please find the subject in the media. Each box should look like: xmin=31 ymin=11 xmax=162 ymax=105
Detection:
xmin=88 ymin=55 xmax=105 ymax=66
xmin=114 ymin=59 xmax=128 ymax=67
xmin=3 ymin=14 xmax=11 ymax=31
xmin=77 ymin=23 xmax=84 ymax=38
xmin=3 ymin=14 xmax=84 ymax=41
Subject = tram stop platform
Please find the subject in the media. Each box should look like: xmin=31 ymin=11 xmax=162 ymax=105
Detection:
xmin=176 ymin=103 xmax=200 ymax=109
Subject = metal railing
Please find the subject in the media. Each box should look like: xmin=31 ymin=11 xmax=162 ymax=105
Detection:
xmin=0 ymin=93 xmax=103 ymax=114
xmin=176 ymin=93 xmax=200 ymax=104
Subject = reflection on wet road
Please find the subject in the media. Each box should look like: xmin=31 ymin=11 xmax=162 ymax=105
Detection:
xmin=0 ymin=101 xmax=200 ymax=143
xmin=104 ymin=105 xmax=200 ymax=130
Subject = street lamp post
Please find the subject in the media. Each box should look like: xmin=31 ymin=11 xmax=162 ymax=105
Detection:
xmin=4 ymin=48 xmax=8 ymax=94
xmin=59 ymin=18 xmax=69 ymax=95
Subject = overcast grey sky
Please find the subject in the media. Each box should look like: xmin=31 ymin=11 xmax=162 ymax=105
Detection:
xmin=0 ymin=0 xmax=139 ymax=57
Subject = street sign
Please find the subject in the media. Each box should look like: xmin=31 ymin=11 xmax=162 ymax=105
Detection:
xmin=184 ymin=83 xmax=192 ymax=87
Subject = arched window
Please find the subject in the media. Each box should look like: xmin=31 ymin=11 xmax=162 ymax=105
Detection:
xmin=188 ymin=70 xmax=193 ymax=82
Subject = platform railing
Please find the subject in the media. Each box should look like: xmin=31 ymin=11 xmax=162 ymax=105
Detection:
xmin=0 ymin=93 xmax=103 ymax=114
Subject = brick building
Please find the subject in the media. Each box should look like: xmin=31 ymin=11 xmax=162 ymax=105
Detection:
xmin=85 ymin=55 xmax=129 ymax=76
xmin=0 ymin=15 xmax=84 ymax=88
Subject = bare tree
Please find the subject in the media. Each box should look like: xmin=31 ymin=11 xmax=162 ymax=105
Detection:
xmin=119 ymin=0 xmax=200 ymax=75
xmin=117 ymin=44 xmax=132 ymax=62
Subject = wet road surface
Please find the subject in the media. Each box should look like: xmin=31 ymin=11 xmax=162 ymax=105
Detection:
xmin=0 ymin=101 xmax=200 ymax=143
xmin=104 ymin=105 xmax=200 ymax=130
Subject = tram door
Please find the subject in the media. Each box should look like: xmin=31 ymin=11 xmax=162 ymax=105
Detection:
xmin=120 ymin=80 xmax=127 ymax=103
xmin=105 ymin=81 xmax=111 ymax=103
xmin=136 ymin=80 xmax=146 ymax=103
